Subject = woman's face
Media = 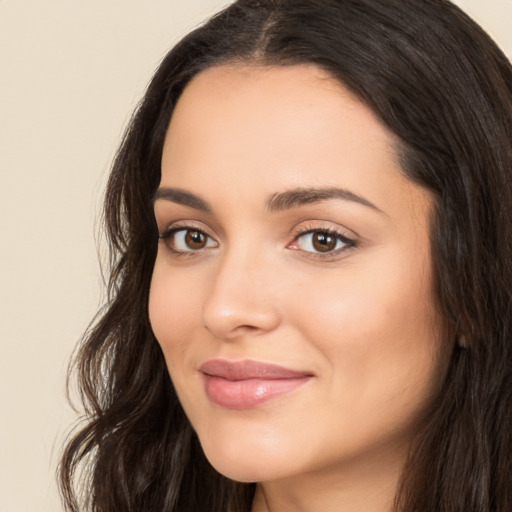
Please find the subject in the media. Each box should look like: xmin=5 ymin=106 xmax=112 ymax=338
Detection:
xmin=150 ymin=64 xmax=448 ymax=484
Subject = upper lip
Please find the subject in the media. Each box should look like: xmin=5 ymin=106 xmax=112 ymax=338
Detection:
xmin=200 ymin=359 xmax=313 ymax=381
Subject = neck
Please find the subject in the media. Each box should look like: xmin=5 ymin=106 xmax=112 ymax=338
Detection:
xmin=250 ymin=446 xmax=404 ymax=512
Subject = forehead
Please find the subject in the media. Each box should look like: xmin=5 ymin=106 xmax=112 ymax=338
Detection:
xmin=160 ymin=63 xmax=429 ymax=224
xmin=164 ymin=64 xmax=399 ymax=169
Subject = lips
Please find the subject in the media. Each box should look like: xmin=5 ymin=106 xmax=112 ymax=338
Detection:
xmin=199 ymin=359 xmax=313 ymax=409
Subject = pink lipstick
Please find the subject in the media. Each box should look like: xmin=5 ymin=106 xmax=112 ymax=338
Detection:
xmin=200 ymin=359 xmax=313 ymax=409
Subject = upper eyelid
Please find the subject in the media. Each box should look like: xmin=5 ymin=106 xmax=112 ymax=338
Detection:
xmin=155 ymin=212 xmax=226 ymax=238
xmin=158 ymin=220 xmax=215 ymax=235
xmin=290 ymin=227 xmax=356 ymax=248
xmin=290 ymin=220 xmax=358 ymax=240
xmin=293 ymin=226 xmax=347 ymax=237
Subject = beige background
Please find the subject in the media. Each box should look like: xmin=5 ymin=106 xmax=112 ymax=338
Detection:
xmin=0 ymin=1 xmax=510 ymax=511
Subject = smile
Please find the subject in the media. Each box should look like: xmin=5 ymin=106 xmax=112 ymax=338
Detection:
xmin=200 ymin=359 xmax=313 ymax=409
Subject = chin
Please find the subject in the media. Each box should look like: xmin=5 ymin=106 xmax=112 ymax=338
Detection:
xmin=205 ymin=453 xmax=290 ymax=483
xmin=197 ymin=428 xmax=300 ymax=483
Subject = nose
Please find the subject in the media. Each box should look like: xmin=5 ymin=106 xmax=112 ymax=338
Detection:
xmin=201 ymin=247 xmax=281 ymax=340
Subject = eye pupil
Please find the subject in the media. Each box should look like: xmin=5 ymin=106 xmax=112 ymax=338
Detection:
xmin=313 ymin=232 xmax=337 ymax=252
xmin=185 ymin=230 xmax=206 ymax=249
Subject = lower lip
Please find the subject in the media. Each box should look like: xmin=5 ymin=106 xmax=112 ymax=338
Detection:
xmin=203 ymin=375 xmax=311 ymax=409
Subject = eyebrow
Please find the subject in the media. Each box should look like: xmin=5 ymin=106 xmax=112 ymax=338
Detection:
xmin=266 ymin=187 xmax=382 ymax=214
xmin=153 ymin=187 xmax=212 ymax=212
xmin=153 ymin=186 xmax=382 ymax=215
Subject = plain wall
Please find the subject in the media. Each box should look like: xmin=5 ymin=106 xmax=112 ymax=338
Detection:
xmin=0 ymin=1 xmax=510 ymax=511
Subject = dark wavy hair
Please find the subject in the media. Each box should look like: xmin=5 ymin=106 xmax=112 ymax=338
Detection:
xmin=59 ymin=1 xmax=512 ymax=510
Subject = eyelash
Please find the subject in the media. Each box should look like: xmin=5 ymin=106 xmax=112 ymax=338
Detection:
xmin=158 ymin=224 xmax=357 ymax=260
xmin=158 ymin=224 xmax=217 ymax=257
xmin=288 ymin=226 xmax=357 ymax=260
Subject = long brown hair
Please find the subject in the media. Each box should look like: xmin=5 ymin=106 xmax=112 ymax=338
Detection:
xmin=59 ymin=1 xmax=512 ymax=510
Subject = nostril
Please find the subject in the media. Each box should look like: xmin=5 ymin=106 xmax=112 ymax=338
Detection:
xmin=204 ymin=322 xmax=262 ymax=340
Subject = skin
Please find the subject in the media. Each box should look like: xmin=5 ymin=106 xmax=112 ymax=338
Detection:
xmin=149 ymin=64 xmax=449 ymax=512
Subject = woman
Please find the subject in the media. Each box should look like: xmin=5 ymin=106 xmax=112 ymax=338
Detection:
xmin=59 ymin=1 xmax=512 ymax=511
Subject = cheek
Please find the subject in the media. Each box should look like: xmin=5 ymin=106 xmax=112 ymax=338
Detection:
xmin=291 ymin=261 xmax=435 ymax=346
xmin=148 ymin=262 xmax=201 ymax=362
xmin=148 ymin=262 xmax=210 ymax=420
xmin=288 ymin=253 xmax=444 ymax=410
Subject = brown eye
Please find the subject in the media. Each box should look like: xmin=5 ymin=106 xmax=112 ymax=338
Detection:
xmin=292 ymin=229 xmax=355 ymax=256
xmin=185 ymin=230 xmax=207 ymax=249
xmin=159 ymin=227 xmax=217 ymax=253
xmin=312 ymin=232 xmax=337 ymax=252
